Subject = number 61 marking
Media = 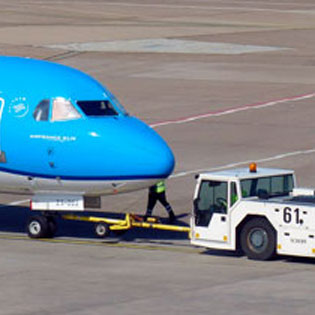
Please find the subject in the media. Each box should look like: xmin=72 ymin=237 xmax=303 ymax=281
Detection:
xmin=282 ymin=207 xmax=303 ymax=224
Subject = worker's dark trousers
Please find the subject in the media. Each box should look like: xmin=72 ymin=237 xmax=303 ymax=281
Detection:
xmin=146 ymin=191 xmax=172 ymax=216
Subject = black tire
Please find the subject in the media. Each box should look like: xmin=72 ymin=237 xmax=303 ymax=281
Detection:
xmin=27 ymin=215 xmax=50 ymax=239
xmin=46 ymin=216 xmax=57 ymax=238
xmin=95 ymin=222 xmax=110 ymax=238
xmin=240 ymin=218 xmax=276 ymax=260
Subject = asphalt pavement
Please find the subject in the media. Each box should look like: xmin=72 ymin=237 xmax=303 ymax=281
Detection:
xmin=0 ymin=1 xmax=315 ymax=314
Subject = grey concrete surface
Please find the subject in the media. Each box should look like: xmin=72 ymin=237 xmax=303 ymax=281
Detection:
xmin=0 ymin=236 xmax=315 ymax=315
xmin=0 ymin=0 xmax=315 ymax=314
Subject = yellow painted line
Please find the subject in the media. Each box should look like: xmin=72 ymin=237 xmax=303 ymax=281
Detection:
xmin=0 ymin=234 xmax=200 ymax=254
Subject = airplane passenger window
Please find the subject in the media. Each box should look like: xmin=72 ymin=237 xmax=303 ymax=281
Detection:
xmin=77 ymin=100 xmax=118 ymax=116
xmin=33 ymin=99 xmax=50 ymax=121
xmin=52 ymin=98 xmax=81 ymax=121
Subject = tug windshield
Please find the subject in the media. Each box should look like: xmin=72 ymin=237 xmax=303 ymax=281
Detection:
xmin=241 ymin=174 xmax=294 ymax=198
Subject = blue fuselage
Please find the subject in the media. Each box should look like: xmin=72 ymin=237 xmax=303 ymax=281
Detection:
xmin=0 ymin=57 xmax=175 ymax=195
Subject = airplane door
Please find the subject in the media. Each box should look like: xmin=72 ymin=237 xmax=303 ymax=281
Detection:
xmin=193 ymin=180 xmax=229 ymax=242
xmin=32 ymin=99 xmax=58 ymax=169
xmin=32 ymin=98 xmax=80 ymax=176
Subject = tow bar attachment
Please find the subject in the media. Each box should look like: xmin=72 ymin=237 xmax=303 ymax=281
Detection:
xmin=62 ymin=213 xmax=191 ymax=238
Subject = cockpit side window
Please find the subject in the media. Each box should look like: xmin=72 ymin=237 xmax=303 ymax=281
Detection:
xmin=103 ymin=87 xmax=129 ymax=116
xmin=52 ymin=98 xmax=81 ymax=122
xmin=77 ymin=100 xmax=118 ymax=116
xmin=33 ymin=99 xmax=50 ymax=121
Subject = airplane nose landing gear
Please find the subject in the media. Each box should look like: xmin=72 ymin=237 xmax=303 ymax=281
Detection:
xmin=26 ymin=215 xmax=57 ymax=238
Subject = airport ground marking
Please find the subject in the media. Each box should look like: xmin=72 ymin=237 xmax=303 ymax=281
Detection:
xmin=0 ymin=233 xmax=199 ymax=254
xmin=172 ymin=148 xmax=315 ymax=179
xmin=102 ymin=1 xmax=315 ymax=14
xmin=150 ymin=92 xmax=315 ymax=128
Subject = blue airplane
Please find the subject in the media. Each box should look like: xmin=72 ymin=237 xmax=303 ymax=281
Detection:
xmin=0 ymin=56 xmax=175 ymax=238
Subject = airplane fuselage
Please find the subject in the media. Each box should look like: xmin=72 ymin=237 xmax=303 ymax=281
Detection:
xmin=0 ymin=57 xmax=175 ymax=196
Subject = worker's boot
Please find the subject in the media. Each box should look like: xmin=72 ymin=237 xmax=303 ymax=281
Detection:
xmin=143 ymin=210 xmax=152 ymax=222
xmin=168 ymin=210 xmax=176 ymax=224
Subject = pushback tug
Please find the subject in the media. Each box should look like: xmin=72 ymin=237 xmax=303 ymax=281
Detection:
xmin=192 ymin=163 xmax=315 ymax=260
xmin=60 ymin=163 xmax=315 ymax=261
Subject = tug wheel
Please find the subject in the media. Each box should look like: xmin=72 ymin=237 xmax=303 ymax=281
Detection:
xmin=240 ymin=218 xmax=276 ymax=261
xmin=95 ymin=222 xmax=110 ymax=238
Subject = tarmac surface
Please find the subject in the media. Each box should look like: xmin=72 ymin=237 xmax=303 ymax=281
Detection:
xmin=1 ymin=0 xmax=315 ymax=314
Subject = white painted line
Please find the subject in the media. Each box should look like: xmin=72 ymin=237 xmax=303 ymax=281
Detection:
xmin=0 ymin=199 xmax=29 ymax=209
xmin=150 ymin=92 xmax=315 ymax=128
xmin=171 ymin=148 xmax=315 ymax=179
xmin=46 ymin=39 xmax=287 ymax=55
xmin=101 ymin=1 xmax=315 ymax=14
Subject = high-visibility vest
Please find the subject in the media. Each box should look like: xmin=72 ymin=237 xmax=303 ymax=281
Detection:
xmin=155 ymin=181 xmax=166 ymax=193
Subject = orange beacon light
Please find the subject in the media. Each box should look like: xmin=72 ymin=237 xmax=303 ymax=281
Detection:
xmin=249 ymin=163 xmax=257 ymax=173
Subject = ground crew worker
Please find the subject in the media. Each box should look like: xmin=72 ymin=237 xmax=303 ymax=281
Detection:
xmin=144 ymin=181 xmax=175 ymax=223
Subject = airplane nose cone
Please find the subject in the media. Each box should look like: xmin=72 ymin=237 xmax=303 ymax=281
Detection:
xmin=98 ymin=117 xmax=175 ymax=179
xmin=138 ymin=131 xmax=175 ymax=178
xmin=81 ymin=117 xmax=175 ymax=180
xmin=123 ymin=119 xmax=175 ymax=178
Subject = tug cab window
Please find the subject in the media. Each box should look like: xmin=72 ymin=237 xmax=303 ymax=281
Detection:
xmin=240 ymin=174 xmax=294 ymax=199
xmin=77 ymin=100 xmax=118 ymax=116
xmin=33 ymin=99 xmax=50 ymax=121
xmin=52 ymin=98 xmax=81 ymax=122
xmin=230 ymin=182 xmax=238 ymax=207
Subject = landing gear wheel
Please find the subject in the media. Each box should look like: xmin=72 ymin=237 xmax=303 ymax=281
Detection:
xmin=240 ymin=218 xmax=276 ymax=260
xmin=46 ymin=216 xmax=57 ymax=238
xmin=95 ymin=222 xmax=110 ymax=238
xmin=27 ymin=215 xmax=50 ymax=239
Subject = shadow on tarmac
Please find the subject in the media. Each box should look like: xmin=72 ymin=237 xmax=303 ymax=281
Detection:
xmin=202 ymin=249 xmax=244 ymax=258
xmin=202 ymin=249 xmax=315 ymax=264
xmin=1 ymin=205 xmax=314 ymax=264
xmin=0 ymin=205 xmax=190 ymax=241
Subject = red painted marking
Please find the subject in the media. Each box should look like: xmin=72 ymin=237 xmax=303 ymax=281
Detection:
xmin=150 ymin=92 xmax=315 ymax=128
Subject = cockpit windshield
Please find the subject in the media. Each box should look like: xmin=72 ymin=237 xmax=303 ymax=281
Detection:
xmin=77 ymin=100 xmax=118 ymax=116
xmin=33 ymin=98 xmax=82 ymax=122
xmin=103 ymin=87 xmax=128 ymax=116
xmin=33 ymin=94 xmax=127 ymax=122
xmin=33 ymin=99 xmax=50 ymax=121
xmin=52 ymin=98 xmax=81 ymax=122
